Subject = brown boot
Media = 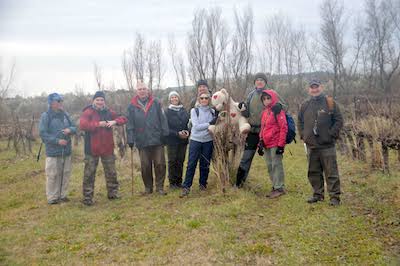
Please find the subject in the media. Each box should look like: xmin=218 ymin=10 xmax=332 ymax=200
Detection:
xmin=269 ymin=188 xmax=286 ymax=199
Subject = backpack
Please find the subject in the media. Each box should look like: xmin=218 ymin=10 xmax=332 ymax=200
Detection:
xmin=285 ymin=112 xmax=296 ymax=144
xmin=46 ymin=110 xmax=72 ymax=128
xmin=187 ymin=107 xmax=215 ymax=131
xmin=271 ymin=103 xmax=296 ymax=144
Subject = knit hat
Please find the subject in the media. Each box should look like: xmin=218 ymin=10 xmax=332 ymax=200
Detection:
xmin=47 ymin=93 xmax=63 ymax=105
xmin=254 ymin=72 xmax=268 ymax=84
xmin=93 ymin=91 xmax=105 ymax=100
xmin=168 ymin=91 xmax=180 ymax=100
xmin=196 ymin=79 xmax=208 ymax=88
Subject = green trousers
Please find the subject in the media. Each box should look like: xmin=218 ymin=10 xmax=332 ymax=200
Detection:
xmin=263 ymin=147 xmax=285 ymax=190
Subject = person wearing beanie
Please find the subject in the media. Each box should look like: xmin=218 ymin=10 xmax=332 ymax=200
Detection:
xmin=180 ymin=92 xmax=216 ymax=198
xmin=79 ymin=91 xmax=128 ymax=206
xmin=164 ymin=91 xmax=190 ymax=189
xmin=126 ymin=81 xmax=170 ymax=196
xmin=258 ymin=90 xmax=288 ymax=199
xmin=39 ymin=92 xmax=76 ymax=204
xmin=298 ymin=80 xmax=343 ymax=206
xmin=189 ymin=79 xmax=212 ymax=109
xmin=235 ymin=72 xmax=269 ymax=187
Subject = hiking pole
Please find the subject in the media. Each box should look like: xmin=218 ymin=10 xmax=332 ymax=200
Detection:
xmin=36 ymin=142 xmax=43 ymax=162
xmin=130 ymin=147 xmax=134 ymax=196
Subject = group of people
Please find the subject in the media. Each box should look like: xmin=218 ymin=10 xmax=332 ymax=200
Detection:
xmin=39 ymin=73 xmax=343 ymax=207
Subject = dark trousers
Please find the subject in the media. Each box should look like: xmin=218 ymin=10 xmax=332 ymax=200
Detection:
xmin=308 ymin=146 xmax=341 ymax=200
xmin=167 ymin=144 xmax=187 ymax=186
xmin=138 ymin=145 xmax=166 ymax=192
xmin=83 ymin=154 xmax=119 ymax=200
xmin=183 ymin=140 xmax=214 ymax=189
xmin=236 ymin=132 xmax=259 ymax=186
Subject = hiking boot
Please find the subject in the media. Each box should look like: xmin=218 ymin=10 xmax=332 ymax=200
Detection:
xmin=180 ymin=188 xmax=190 ymax=198
xmin=199 ymin=184 xmax=207 ymax=191
xmin=48 ymin=199 xmax=59 ymax=205
xmin=307 ymin=196 xmax=324 ymax=204
xmin=140 ymin=190 xmax=153 ymax=196
xmin=108 ymin=194 xmax=120 ymax=200
xmin=82 ymin=199 xmax=94 ymax=206
xmin=266 ymin=188 xmax=275 ymax=198
xmin=236 ymin=167 xmax=246 ymax=188
xmin=269 ymin=188 xmax=286 ymax=199
xmin=329 ymin=198 xmax=341 ymax=206
xmin=157 ymin=189 xmax=168 ymax=196
xmin=60 ymin=197 xmax=70 ymax=203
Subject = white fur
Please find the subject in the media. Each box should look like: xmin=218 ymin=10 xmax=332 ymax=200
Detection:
xmin=209 ymin=88 xmax=251 ymax=135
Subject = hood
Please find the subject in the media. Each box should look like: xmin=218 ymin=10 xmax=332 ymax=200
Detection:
xmin=262 ymin=89 xmax=278 ymax=107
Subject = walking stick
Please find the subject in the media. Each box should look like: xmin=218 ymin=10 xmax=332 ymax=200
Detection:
xmin=130 ymin=147 xmax=134 ymax=196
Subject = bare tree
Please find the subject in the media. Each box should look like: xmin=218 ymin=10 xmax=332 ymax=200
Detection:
xmin=187 ymin=9 xmax=209 ymax=84
xmin=364 ymin=0 xmax=400 ymax=102
xmin=319 ymin=0 xmax=347 ymax=97
xmin=205 ymin=7 xmax=228 ymax=91
xmin=264 ymin=14 xmax=291 ymax=76
xmin=133 ymin=32 xmax=146 ymax=83
xmin=122 ymin=49 xmax=135 ymax=91
xmin=168 ymin=35 xmax=182 ymax=88
xmin=0 ymin=59 xmax=16 ymax=100
xmin=229 ymin=5 xmax=254 ymax=90
xmin=93 ymin=62 xmax=104 ymax=91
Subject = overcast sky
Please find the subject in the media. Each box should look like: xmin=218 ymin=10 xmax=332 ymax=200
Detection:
xmin=0 ymin=0 xmax=365 ymax=97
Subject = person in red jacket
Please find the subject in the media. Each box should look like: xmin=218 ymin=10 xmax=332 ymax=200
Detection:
xmin=79 ymin=91 xmax=128 ymax=206
xmin=258 ymin=89 xmax=288 ymax=199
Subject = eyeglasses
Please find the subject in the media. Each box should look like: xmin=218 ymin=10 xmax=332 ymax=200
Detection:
xmin=200 ymin=97 xmax=209 ymax=100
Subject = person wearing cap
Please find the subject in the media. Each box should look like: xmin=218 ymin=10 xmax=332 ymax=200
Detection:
xmin=126 ymin=81 xmax=170 ymax=195
xmin=235 ymin=72 xmax=270 ymax=187
xmin=259 ymin=90 xmax=288 ymax=198
xmin=180 ymin=92 xmax=216 ymax=197
xmin=79 ymin=91 xmax=128 ymax=206
xmin=39 ymin=93 xmax=76 ymax=204
xmin=297 ymin=80 xmax=343 ymax=206
xmin=164 ymin=91 xmax=190 ymax=189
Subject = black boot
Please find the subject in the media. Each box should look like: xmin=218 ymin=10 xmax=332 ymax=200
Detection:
xmin=236 ymin=167 xmax=246 ymax=188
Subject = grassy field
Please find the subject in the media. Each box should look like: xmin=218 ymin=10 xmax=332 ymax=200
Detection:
xmin=0 ymin=140 xmax=399 ymax=265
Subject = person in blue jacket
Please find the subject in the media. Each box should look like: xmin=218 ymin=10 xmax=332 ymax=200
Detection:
xmin=180 ymin=91 xmax=216 ymax=197
xmin=39 ymin=93 xmax=76 ymax=204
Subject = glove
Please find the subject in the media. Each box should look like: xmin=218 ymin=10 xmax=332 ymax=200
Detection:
xmin=128 ymin=143 xmax=134 ymax=149
xmin=271 ymin=103 xmax=283 ymax=115
xmin=209 ymin=116 xmax=218 ymax=125
xmin=257 ymin=141 xmax=264 ymax=156
xmin=276 ymin=146 xmax=284 ymax=155
xmin=238 ymin=102 xmax=247 ymax=111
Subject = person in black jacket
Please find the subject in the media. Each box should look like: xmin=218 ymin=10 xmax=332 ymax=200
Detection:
xmin=126 ymin=81 xmax=169 ymax=195
xmin=165 ymin=91 xmax=190 ymax=189
xmin=298 ymin=80 xmax=343 ymax=206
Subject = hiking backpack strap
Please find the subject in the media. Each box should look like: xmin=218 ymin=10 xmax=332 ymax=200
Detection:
xmin=326 ymin=95 xmax=335 ymax=113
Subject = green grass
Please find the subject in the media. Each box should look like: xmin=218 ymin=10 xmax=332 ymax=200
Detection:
xmin=0 ymin=141 xmax=399 ymax=265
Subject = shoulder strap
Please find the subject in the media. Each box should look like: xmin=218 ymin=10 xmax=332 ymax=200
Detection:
xmin=64 ymin=112 xmax=72 ymax=126
xmin=326 ymin=96 xmax=335 ymax=112
xmin=195 ymin=107 xmax=199 ymax=117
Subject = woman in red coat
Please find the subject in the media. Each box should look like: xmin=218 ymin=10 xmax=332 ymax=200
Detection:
xmin=79 ymin=91 xmax=127 ymax=206
xmin=258 ymin=89 xmax=288 ymax=199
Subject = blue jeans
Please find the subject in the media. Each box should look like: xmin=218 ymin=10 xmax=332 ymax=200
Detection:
xmin=183 ymin=140 xmax=214 ymax=189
